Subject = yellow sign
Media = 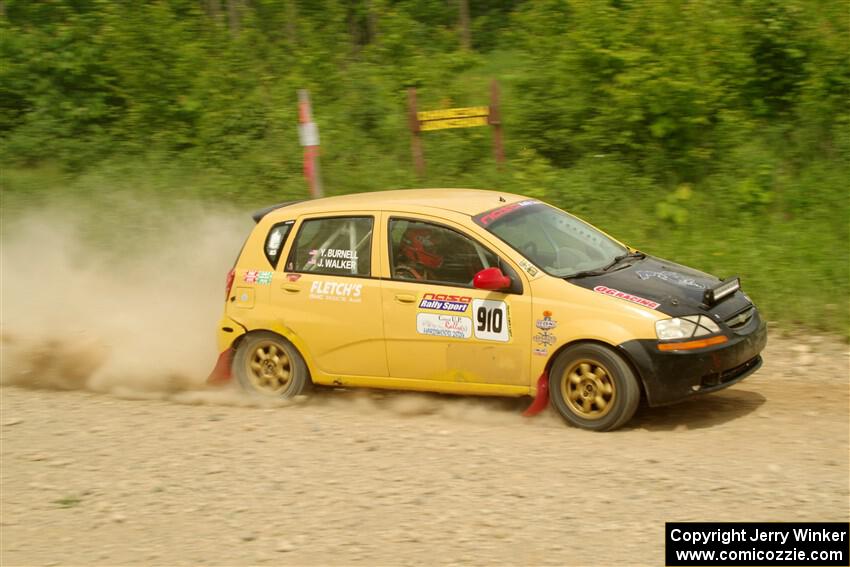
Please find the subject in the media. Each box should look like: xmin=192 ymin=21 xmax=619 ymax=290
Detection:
xmin=419 ymin=116 xmax=489 ymax=131
xmin=417 ymin=106 xmax=489 ymax=122
xmin=417 ymin=106 xmax=490 ymax=131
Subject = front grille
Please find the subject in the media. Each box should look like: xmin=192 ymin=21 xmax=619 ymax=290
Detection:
xmin=700 ymin=355 xmax=761 ymax=389
xmin=725 ymin=306 xmax=755 ymax=329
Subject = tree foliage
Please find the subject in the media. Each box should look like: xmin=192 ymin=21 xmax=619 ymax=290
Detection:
xmin=2 ymin=0 xmax=846 ymax=187
xmin=1 ymin=0 xmax=847 ymax=334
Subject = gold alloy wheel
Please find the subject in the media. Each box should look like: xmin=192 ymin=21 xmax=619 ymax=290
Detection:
xmin=560 ymin=359 xmax=616 ymax=419
xmin=246 ymin=341 xmax=292 ymax=395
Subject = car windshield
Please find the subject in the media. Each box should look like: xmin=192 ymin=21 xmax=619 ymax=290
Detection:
xmin=473 ymin=202 xmax=627 ymax=277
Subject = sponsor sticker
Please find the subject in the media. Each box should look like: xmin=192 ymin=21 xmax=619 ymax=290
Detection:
xmin=472 ymin=299 xmax=510 ymax=342
xmin=286 ymin=273 xmax=302 ymax=282
xmin=534 ymin=310 xmax=558 ymax=349
xmin=473 ymin=200 xmax=537 ymax=226
xmin=309 ymin=280 xmax=363 ymax=303
xmin=636 ymin=270 xmax=706 ymax=289
xmin=243 ymin=270 xmax=273 ymax=285
xmin=535 ymin=310 xmax=557 ymax=331
xmin=416 ymin=313 xmax=473 ymax=339
xmin=518 ymin=259 xmax=539 ymax=276
xmin=533 ymin=332 xmax=556 ymax=346
xmin=533 ymin=348 xmax=548 ymax=357
xmin=593 ymin=285 xmax=660 ymax=309
xmin=418 ymin=292 xmax=472 ymax=313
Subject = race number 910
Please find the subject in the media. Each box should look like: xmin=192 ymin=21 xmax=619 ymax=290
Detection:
xmin=472 ymin=299 xmax=510 ymax=342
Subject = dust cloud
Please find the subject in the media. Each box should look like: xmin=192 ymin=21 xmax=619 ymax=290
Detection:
xmin=0 ymin=197 xmax=543 ymax=422
xmin=1 ymin=198 xmax=254 ymax=403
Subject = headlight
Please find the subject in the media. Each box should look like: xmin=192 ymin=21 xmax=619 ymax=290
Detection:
xmin=655 ymin=315 xmax=720 ymax=340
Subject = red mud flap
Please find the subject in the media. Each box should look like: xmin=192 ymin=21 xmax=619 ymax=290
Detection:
xmin=522 ymin=371 xmax=549 ymax=417
xmin=207 ymin=349 xmax=233 ymax=385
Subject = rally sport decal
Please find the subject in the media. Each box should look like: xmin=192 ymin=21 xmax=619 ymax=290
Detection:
xmin=418 ymin=292 xmax=471 ymax=313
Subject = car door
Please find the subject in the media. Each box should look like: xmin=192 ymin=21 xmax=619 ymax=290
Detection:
xmin=272 ymin=214 xmax=388 ymax=378
xmin=379 ymin=213 xmax=532 ymax=387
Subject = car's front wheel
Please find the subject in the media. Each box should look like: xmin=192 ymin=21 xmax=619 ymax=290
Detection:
xmin=233 ymin=332 xmax=311 ymax=399
xmin=549 ymin=343 xmax=640 ymax=431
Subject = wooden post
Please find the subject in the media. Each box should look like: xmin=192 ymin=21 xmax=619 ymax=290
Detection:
xmin=285 ymin=0 xmax=297 ymax=45
xmin=459 ymin=0 xmax=471 ymax=51
xmin=407 ymin=88 xmax=425 ymax=177
xmin=298 ymin=89 xmax=324 ymax=198
xmin=489 ymin=79 xmax=505 ymax=168
xmin=226 ymin=0 xmax=241 ymax=36
xmin=366 ymin=0 xmax=379 ymax=42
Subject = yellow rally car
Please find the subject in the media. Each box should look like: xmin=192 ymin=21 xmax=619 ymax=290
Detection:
xmin=208 ymin=189 xmax=767 ymax=431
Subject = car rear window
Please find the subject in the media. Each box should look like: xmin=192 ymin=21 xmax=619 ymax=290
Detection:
xmin=286 ymin=216 xmax=373 ymax=277
xmin=264 ymin=221 xmax=294 ymax=268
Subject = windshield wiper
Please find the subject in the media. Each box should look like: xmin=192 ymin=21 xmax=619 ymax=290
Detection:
xmin=605 ymin=250 xmax=645 ymax=270
xmin=566 ymin=250 xmax=646 ymax=279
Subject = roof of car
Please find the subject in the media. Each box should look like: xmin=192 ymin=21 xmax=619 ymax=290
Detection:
xmin=261 ymin=189 xmax=529 ymax=221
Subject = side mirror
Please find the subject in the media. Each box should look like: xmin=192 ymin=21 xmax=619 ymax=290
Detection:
xmin=473 ymin=267 xmax=511 ymax=291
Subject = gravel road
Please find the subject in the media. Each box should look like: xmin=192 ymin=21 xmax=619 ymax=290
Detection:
xmin=1 ymin=334 xmax=848 ymax=567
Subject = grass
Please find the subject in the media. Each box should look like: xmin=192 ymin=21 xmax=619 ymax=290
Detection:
xmin=2 ymin=161 xmax=848 ymax=340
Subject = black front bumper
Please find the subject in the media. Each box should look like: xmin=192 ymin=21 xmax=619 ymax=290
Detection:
xmin=618 ymin=316 xmax=768 ymax=407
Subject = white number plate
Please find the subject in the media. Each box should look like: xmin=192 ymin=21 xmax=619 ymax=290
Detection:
xmin=472 ymin=299 xmax=509 ymax=342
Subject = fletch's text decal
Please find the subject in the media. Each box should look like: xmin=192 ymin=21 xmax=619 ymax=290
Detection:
xmin=309 ymin=280 xmax=362 ymax=303
xmin=593 ymin=285 xmax=660 ymax=309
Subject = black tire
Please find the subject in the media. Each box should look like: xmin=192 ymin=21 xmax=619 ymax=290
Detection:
xmin=549 ymin=343 xmax=640 ymax=431
xmin=232 ymin=332 xmax=311 ymax=399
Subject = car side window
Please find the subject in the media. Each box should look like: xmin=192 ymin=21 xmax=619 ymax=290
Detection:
xmin=389 ymin=219 xmax=500 ymax=287
xmin=265 ymin=221 xmax=293 ymax=268
xmin=287 ymin=217 xmax=373 ymax=277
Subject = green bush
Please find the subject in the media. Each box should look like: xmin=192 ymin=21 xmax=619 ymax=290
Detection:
xmin=1 ymin=0 xmax=847 ymax=336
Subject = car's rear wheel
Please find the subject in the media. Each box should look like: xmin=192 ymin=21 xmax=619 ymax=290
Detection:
xmin=549 ymin=343 xmax=639 ymax=431
xmin=233 ymin=332 xmax=311 ymax=398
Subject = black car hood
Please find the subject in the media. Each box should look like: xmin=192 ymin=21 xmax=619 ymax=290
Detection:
xmin=566 ymin=255 xmax=751 ymax=319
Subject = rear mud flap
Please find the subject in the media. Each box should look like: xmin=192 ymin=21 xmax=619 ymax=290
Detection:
xmin=522 ymin=371 xmax=549 ymax=417
xmin=207 ymin=349 xmax=233 ymax=385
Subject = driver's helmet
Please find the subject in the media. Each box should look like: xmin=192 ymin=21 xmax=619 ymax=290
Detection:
xmin=400 ymin=226 xmax=444 ymax=269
